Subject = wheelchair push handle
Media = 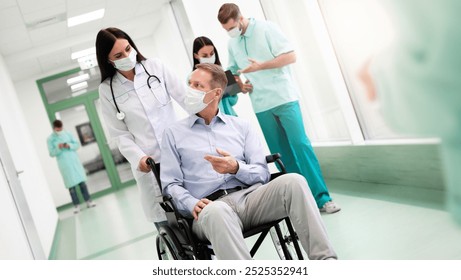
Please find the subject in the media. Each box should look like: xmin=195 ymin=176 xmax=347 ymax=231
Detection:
xmin=145 ymin=157 xmax=156 ymax=169
xmin=145 ymin=157 xmax=161 ymax=187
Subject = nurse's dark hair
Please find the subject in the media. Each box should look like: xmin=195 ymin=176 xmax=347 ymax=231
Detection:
xmin=195 ymin=63 xmax=227 ymax=91
xmin=52 ymin=120 xmax=63 ymax=128
xmin=218 ymin=3 xmax=241 ymax=24
xmin=95 ymin=27 xmax=147 ymax=83
xmin=192 ymin=36 xmax=222 ymax=70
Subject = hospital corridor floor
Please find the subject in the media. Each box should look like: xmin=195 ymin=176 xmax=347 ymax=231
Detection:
xmin=52 ymin=180 xmax=461 ymax=260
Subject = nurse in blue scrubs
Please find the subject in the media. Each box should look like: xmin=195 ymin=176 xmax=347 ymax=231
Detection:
xmin=218 ymin=3 xmax=340 ymax=213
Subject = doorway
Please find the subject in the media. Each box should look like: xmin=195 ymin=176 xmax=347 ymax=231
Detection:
xmin=37 ymin=67 xmax=135 ymax=200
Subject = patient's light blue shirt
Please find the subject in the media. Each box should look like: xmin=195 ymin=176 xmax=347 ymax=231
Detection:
xmin=160 ymin=111 xmax=270 ymax=217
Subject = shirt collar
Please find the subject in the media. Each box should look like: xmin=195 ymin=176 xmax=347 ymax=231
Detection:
xmin=114 ymin=63 xmax=142 ymax=84
xmin=241 ymin=18 xmax=255 ymax=38
xmin=187 ymin=109 xmax=228 ymax=128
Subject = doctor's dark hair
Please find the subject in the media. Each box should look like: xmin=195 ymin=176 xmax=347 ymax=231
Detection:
xmin=195 ymin=64 xmax=227 ymax=91
xmin=95 ymin=27 xmax=146 ymax=83
xmin=218 ymin=3 xmax=241 ymax=24
xmin=52 ymin=120 xmax=63 ymax=128
xmin=192 ymin=36 xmax=222 ymax=70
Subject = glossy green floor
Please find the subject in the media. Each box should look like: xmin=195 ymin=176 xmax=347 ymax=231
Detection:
xmin=51 ymin=179 xmax=461 ymax=260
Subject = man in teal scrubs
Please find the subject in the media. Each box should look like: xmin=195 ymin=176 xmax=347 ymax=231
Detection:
xmin=47 ymin=120 xmax=96 ymax=214
xmin=360 ymin=0 xmax=461 ymax=224
xmin=218 ymin=3 xmax=340 ymax=213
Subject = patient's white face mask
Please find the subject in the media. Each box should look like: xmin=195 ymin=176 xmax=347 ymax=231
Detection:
xmin=184 ymin=87 xmax=216 ymax=114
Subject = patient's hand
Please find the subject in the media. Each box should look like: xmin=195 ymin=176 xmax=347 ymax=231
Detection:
xmin=192 ymin=198 xmax=211 ymax=220
xmin=204 ymin=148 xmax=239 ymax=174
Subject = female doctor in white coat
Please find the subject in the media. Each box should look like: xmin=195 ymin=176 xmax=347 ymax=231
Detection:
xmin=96 ymin=27 xmax=186 ymax=229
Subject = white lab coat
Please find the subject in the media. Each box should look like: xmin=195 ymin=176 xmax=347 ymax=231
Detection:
xmin=99 ymin=58 xmax=186 ymax=222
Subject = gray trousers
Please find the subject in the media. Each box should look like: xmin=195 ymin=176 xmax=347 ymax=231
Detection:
xmin=192 ymin=173 xmax=337 ymax=260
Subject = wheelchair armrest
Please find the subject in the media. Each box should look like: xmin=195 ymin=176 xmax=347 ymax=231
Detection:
xmin=265 ymin=153 xmax=281 ymax=163
xmin=265 ymin=153 xmax=287 ymax=174
xmin=154 ymin=194 xmax=175 ymax=204
xmin=159 ymin=195 xmax=183 ymax=216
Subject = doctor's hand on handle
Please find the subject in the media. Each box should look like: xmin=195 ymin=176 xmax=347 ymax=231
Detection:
xmin=138 ymin=155 xmax=152 ymax=172
xmin=204 ymin=148 xmax=239 ymax=174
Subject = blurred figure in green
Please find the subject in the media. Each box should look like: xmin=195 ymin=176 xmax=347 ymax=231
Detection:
xmin=359 ymin=0 xmax=461 ymax=225
xmin=47 ymin=120 xmax=96 ymax=214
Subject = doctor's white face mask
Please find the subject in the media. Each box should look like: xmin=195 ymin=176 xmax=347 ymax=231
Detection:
xmin=184 ymin=87 xmax=216 ymax=115
xmin=112 ymin=49 xmax=137 ymax=71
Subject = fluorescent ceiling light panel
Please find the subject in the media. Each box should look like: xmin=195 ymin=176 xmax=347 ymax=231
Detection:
xmin=71 ymin=81 xmax=88 ymax=92
xmin=67 ymin=73 xmax=90 ymax=85
xmin=71 ymin=47 xmax=96 ymax=60
xmin=68 ymin=9 xmax=105 ymax=27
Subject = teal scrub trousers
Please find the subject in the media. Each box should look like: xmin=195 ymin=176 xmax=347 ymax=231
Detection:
xmin=256 ymin=101 xmax=332 ymax=208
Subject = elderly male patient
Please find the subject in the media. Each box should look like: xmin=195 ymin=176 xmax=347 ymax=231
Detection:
xmin=160 ymin=63 xmax=337 ymax=260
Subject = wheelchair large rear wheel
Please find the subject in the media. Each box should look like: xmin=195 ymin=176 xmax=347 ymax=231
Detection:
xmin=269 ymin=220 xmax=307 ymax=260
xmin=157 ymin=234 xmax=180 ymax=260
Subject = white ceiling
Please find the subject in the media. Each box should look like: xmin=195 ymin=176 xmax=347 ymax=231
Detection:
xmin=0 ymin=0 xmax=170 ymax=83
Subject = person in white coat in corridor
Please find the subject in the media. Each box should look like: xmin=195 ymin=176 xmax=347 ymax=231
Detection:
xmin=96 ymin=27 xmax=186 ymax=229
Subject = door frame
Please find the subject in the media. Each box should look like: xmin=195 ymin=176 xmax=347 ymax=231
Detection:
xmin=36 ymin=68 xmax=135 ymax=203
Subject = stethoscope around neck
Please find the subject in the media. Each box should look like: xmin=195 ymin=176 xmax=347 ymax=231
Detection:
xmin=110 ymin=62 xmax=162 ymax=121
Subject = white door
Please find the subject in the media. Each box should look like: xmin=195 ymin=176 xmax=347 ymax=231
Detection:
xmin=0 ymin=126 xmax=45 ymax=259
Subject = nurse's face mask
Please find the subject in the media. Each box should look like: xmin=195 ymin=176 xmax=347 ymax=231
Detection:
xmin=227 ymin=20 xmax=242 ymax=38
xmin=111 ymin=48 xmax=138 ymax=71
xmin=199 ymin=54 xmax=216 ymax=64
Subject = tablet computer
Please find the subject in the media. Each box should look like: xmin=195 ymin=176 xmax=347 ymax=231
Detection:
xmin=224 ymin=70 xmax=241 ymax=96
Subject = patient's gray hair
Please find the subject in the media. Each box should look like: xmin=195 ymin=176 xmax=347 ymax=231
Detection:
xmin=195 ymin=63 xmax=228 ymax=91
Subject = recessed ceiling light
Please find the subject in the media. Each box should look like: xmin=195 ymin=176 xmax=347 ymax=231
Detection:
xmin=71 ymin=47 xmax=96 ymax=60
xmin=68 ymin=9 xmax=105 ymax=27
xmin=67 ymin=73 xmax=90 ymax=85
xmin=71 ymin=81 xmax=88 ymax=92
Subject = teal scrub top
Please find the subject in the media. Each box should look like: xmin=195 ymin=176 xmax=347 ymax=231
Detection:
xmin=47 ymin=130 xmax=87 ymax=188
xmin=227 ymin=18 xmax=299 ymax=113
xmin=219 ymin=94 xmax=239 ymax=116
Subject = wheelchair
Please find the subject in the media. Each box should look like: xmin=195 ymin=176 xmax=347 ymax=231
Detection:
xmin=146 ymin=153 xmax=305 ymax=260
